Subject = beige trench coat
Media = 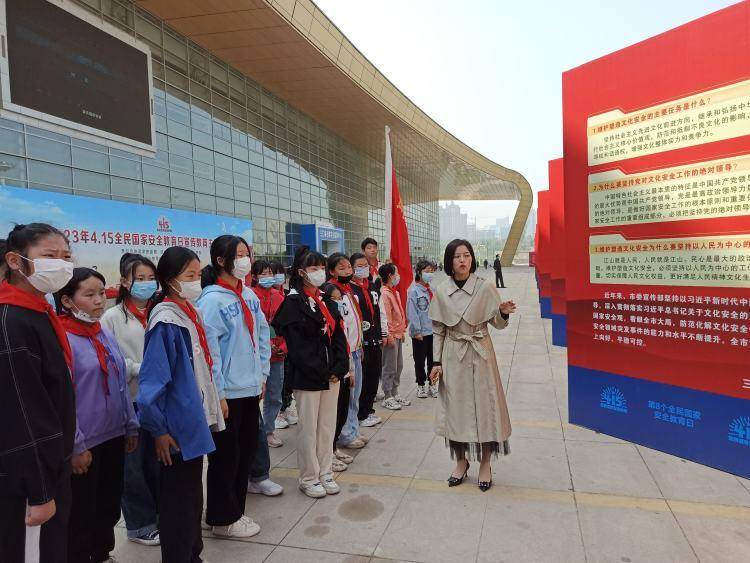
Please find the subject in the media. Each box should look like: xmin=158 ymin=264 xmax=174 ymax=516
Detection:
xmin=429 ymin=274 xmax=512 ymax=447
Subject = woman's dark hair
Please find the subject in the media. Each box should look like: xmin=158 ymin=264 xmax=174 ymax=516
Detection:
xmin=443 ymin=239 xmax=477 ymax=277
xmin=326 ymin=252 xmax=350 ymax=279
xmin=1 ymin=223 xmax=69 ymax=280
xmin=201 ymin=234 xmax=250 ymax=288
xmin=289 ymin=245 xmax=326 ymax=291
xmin=153 ymin=246 xmax=200 ymax=306
xmin=322 ymin=282 xmax=342 ymax=301
xmin=55 ymin=267 xmax=106 ymax=315
xmin=379 ymin=263 xmax=396 ymax=283
xmin=250 ymin=258 xmax=272 ymax=286
xmin=415 ymin=259 xmax=437 ymax=281
xmin=349 ymin=251 xmax=367 ymax=266
xmin=361 ymin=237 xmax=378 ymax=251
xmin=271 ymin=261 xmax=286 ymax=275
xmin=116 ymin=253 xmax=157 ymax=307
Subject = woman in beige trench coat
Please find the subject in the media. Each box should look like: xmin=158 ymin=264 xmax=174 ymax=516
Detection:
xmin=429 ymin=239 xmax=516 ymax=492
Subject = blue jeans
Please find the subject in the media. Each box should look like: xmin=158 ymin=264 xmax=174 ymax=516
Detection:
xmin=249 ymin=415 xmax=270 ymax=482
xmin=121 ymin=418 xmax=159 ymax=538
xmin=338 ymin=349 xmax=363 ymax=445
xmin=262 ymin=362 xmax=284 ymax=435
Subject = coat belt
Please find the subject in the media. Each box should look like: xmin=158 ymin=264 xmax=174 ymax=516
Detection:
xmin=447 ymin=329 xmax=488 ymax=361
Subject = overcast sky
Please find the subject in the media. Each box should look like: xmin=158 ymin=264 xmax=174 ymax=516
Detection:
xmin=315 ymin=0 xmax=737 ymax=226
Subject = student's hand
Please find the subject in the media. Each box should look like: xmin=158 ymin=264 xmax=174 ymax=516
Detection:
xmin=429 ymin=366 xmax=443 ymax=385
xmin=125 ymin=435 xmax=138 ymax=454
xmin=220 ymin=399 xmax=229 ymax=419
xmin=26 ymin=500 xmax=56 ymax=526
xmin=347 ymin=371 xmax=355 ymax=388
xmin=329 ymin=374 xmax=339 ymax=383
xmin=414 ymin=333 xmax=423 ymax=341
xmin=155 ymin=433 xmax=180 ymax=466
xmin=71 ymin=451 xmax=92 ymax=475
xmin=500 ymin=300 xmax=516 ymax=315
xmin=386 ymin=336 xmax=395 ymax=347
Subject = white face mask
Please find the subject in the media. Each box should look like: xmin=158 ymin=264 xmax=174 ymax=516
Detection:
xmin=17 ymin=255 xmax=74 ymax=294
xmin=72 ymin=305 xmax=99 ymax=324
xmin=422 ymin=272 xmax=434 ymax=284
xmin=354 ymin=266 xmax=370 ymax=279
xmin=305 ymin=269 xmax=327 ymax=288
xmin=174 ymin=279 xmax=203 ymax=302
xmin=232 ymin=256 xmax=252 ymax=279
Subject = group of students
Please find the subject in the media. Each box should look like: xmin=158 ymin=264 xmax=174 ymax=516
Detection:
xmin=0 ymin=223 xmax=439 ymax=563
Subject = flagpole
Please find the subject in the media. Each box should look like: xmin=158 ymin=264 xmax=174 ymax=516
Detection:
xmin=384 ymin=125 xmax=392 ymax=258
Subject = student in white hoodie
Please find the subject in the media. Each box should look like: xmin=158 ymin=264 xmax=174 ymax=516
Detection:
xmin=196 ymin=235 xmax=271 ymax=539
xmin=100 ymin=253 xmax=161 ymax=546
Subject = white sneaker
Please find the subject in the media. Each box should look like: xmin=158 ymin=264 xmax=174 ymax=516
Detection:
xmin=394 ymin=395 xmax=411 ymax=406
xmin=212 ymin=515 xmax=260 ymax=538
xmin=247 ymin=478 xmax=284 ymax=496
xmin=429 ymin=384 xmax=439 ymax=398
xmin=334 ymin=449 xmax=354 ymax=464
xmin=286 ymin=404 xmax=299 ymax=425
xmin=417 ymin=384 xmax=428 ymax=398
xmin=299 ymin=482 xmax=326 ymax=498
xmin=274 ymin=414 xmax=289 ymax=429
xmin=321 ymin=477 xmax=340 ymax=495
xmin=382 ymin=397 xmax=401 ymax=410
xmin=267 ymin=432 xmax=283 ymax=448
xmin=332 ymin=459 xmax=348 ymax=472
xmin=368 ymin=414 xmax=382 ymax=424
xmin=341 ymin=437 xmax=366 ymax=449
xmin=127 ymin=530 xmax=160 ymax=546
xmin=359 ymin=415 xmax=379 ymax=427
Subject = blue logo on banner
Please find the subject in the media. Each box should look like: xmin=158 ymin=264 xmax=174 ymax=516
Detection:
xmin=728 ymin=417 xmax=750 ymax=447
xmin=600 ymin=386 xmax=628 ymax=414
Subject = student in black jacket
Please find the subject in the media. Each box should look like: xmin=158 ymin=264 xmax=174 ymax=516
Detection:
xmin=273 ymin=246 xmax=349 ymax=499
xmin=0 ymin=223 xmax=76 ymax=563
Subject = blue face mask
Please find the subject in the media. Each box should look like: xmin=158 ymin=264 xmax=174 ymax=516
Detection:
xmin=258 ymin=276 xmax=276 ymax=289
xmin=274 ymin=273 xmax=285 ymax=285
xmin=391 ymin=274 xmax=400 ymax=287
xmin=421 ymin=272 xmax=434 ymax=284
xmin=130 ymin=280 xmax=157 ymax=300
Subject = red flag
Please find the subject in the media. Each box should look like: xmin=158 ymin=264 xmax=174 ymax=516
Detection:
xmin=385 ymin=127 xmax=413 ymax=307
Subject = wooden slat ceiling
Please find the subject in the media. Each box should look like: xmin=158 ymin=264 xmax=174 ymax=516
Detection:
xmin=135 ymin=0 xmax=525 ymax=201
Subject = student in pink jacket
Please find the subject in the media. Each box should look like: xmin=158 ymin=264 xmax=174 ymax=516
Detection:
xmin=378 ymin=263 xmax=411 ymax=410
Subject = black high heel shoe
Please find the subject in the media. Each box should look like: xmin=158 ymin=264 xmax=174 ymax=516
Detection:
xmin=478 ymin=479 xmax=493 ymax=492
xmin=447 ymin=461 xmax=470 ymax=487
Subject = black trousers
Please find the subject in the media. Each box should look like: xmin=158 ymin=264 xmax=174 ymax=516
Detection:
xmin=206 ymin=395 xmax=260 ymax=526
xmin=159 ymin=454 xmax=203 ymax=563
xmin=68 ymin=436 xmax=125 ymax=563
xmin=0 ymin=469 xmax=72 ymax=563
xmin=334 ymin=377 xmax=351 ymax=447
xmin=281 ymin=357 xmax=293 ymax=411
xmin=358 ymin=344 xmax=382 ymax=420
xmin=412 ymin=335 xmax=434 ymax=386
xmin=495 ymin=268 xmax=505 ymax=288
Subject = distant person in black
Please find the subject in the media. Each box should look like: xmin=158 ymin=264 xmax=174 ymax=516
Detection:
xmin=493 ymin=254 xmax=506 ymax=288
xmin=483 ymin=259 xmax=489 ymax=270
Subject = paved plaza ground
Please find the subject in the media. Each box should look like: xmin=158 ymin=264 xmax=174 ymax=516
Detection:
xmin=113 ymin=267 xmax=750 ymax=563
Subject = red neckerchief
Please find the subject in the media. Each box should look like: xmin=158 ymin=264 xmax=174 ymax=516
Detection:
xmin=304 ymin=286 xmax=335 ymax=339
xmin=216 ymin=278 xmax=255 ymax=347
xmin=60 ymin=315 xmax=111 ymax=395
xmin=165 ymin=297 xmax=214 ymax=377
xmin=252 ymin=285 xmax=280 ymax=323
xmin=125 ymin=299 xmax=148 ymax=329
xmin=330 ymin=279 xmax=363 ymax=322
xmin=422 ymin=282 xmax=433 ymax=300
xmin=0 ymin=280 xmax=73 ymax=375
xmin=369 ymin=261 xmax=379 ymax=280
xmin=351 ymin=277 xmax=374 ymax=317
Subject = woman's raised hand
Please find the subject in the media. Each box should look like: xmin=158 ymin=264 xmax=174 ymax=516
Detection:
xmin=500 ymin=300 xmax=516 ymax=315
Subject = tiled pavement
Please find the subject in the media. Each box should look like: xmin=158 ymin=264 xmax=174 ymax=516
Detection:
xmin=114 ymin=267 xmax=750 ymax=563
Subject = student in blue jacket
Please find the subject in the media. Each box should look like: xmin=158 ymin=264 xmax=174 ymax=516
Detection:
xmin=197 ymin=235 xmax=271 ymax=539
xmin=407 ymin=259 xmax=438 ymax=399
xmin=137 ymin=246 xmax=225 ymax=563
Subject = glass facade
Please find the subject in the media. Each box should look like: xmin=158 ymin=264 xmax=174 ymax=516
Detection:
xmin=0 ymin=0 xmax=439 ymax=263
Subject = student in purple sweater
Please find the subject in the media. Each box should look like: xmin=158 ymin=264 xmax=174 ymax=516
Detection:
xmin=57 ymin=267 xmax=139 ymax=563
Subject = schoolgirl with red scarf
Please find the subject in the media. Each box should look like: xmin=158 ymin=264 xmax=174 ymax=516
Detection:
xmin=273 ymin=246 xmax=349 ymax=498
xmin=57 ymin=267 xmax=138 ymax=563
xmin=0 ymin=223 xmax=76 ymax=563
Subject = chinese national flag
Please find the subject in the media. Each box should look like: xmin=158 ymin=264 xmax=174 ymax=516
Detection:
xmin=386 ymin=127 xmax=413 ymax=308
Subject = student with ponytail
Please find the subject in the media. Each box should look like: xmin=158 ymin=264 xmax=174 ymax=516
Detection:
xmin=137 ymin=246 xmax=224 ymax=563
xmin=100 ymin=253 xmax=161 ymax=546
xmin=0 ymin=223 xmax=76 ymax=563
xmin=273 ymin=246 xmax=349 ymax=498
xmin=57 ymin=267 xmax=139 ymax=563
xmin=196 ymin=235 xmax=271 ymax=538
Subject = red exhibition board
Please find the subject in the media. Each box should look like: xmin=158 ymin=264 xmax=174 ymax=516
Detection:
xmin=563 ymin=1 xmax=750 ymax=477
xmin=536 ymin=189 xmax=552 ymax=318
xmin=549 ymin=158 xmax=567 ymax=345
